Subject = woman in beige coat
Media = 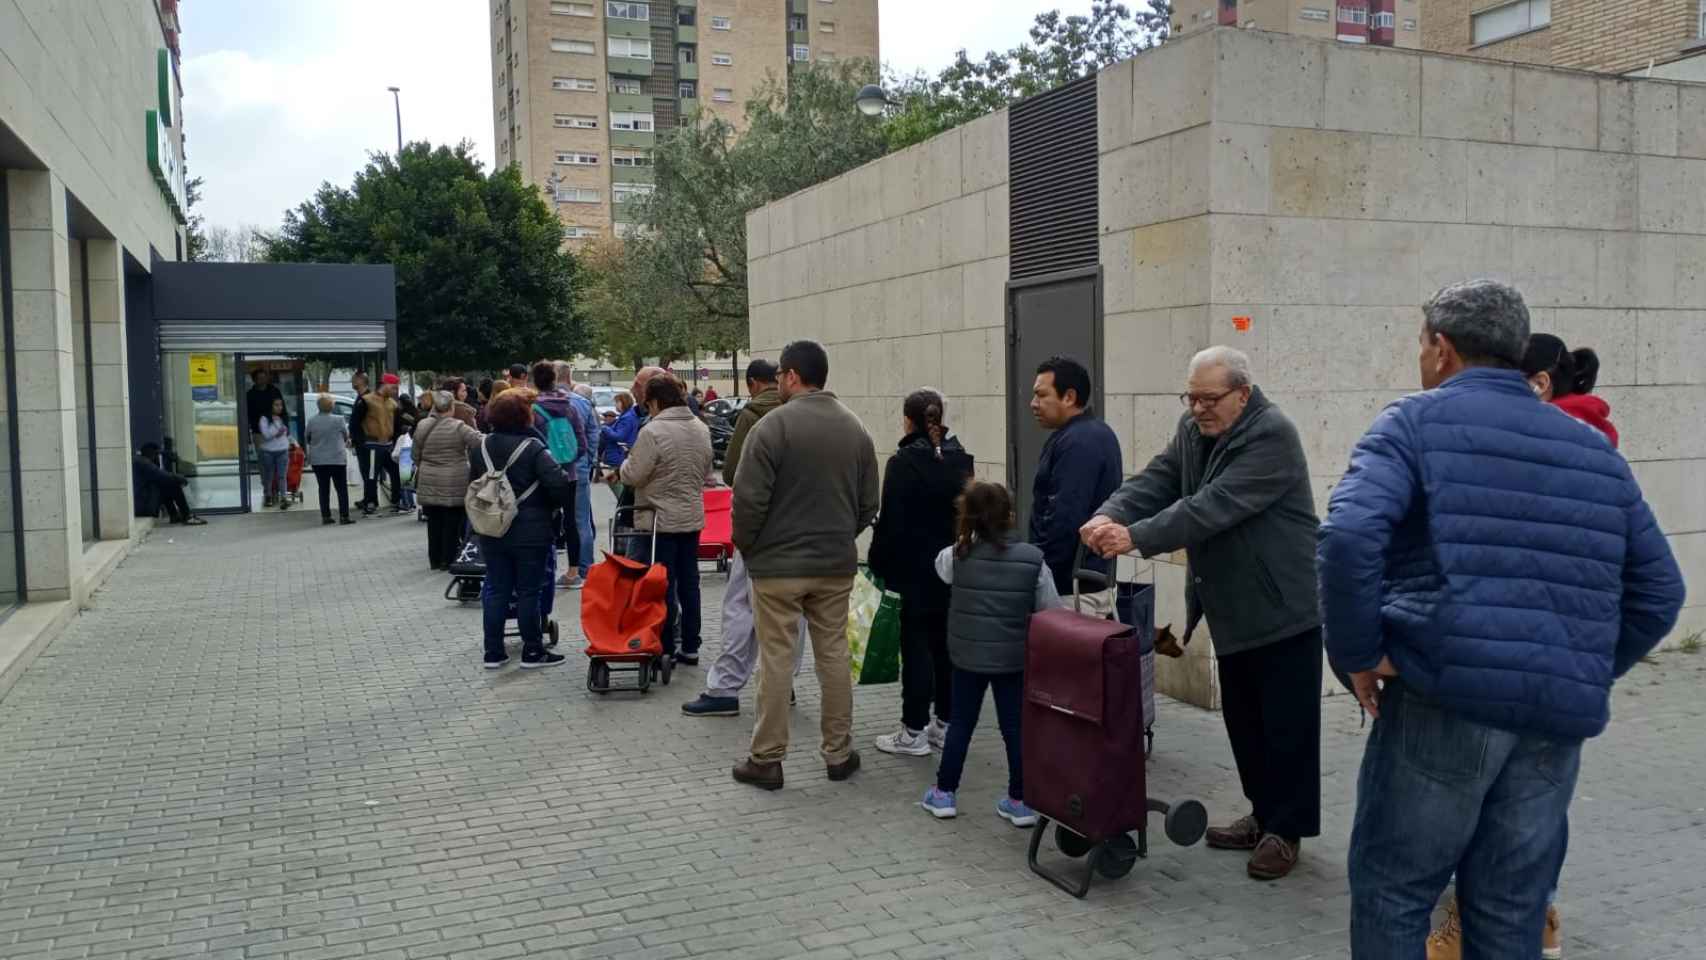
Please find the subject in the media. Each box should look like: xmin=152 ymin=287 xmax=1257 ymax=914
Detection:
xmin=619 ymin=375 xmax=714 ymax=664
xmin=414 ymin=391 xmax=482 ymax=570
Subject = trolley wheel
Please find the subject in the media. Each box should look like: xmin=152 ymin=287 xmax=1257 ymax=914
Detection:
xmin=1055 ymin=824 xmax=1094 ymax=859
xmin=587 ymin=660 xmax=610 ymax=693
xmin=1164 ymin=799 xmax=1209 ymax=848
xmin=546 ymin=619 xmax=560 ymax=649
xmin=660 ymin=656 xmax=674 ymax=686
xmin=1093 ymin=834 xmax=1139 ymax=879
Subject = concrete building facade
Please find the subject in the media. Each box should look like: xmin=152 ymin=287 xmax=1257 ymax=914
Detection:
xmin=748 ymin=27 xmax=1706 ymax=707
xmin=1423 ymin=0 xmax=1706 ymax=79
xmin=492 ymin=0 xmax=878 ymax=245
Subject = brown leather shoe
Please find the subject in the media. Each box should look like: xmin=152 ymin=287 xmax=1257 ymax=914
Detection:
xmin=733 ymin=758 xmax=783 ymax=791
xmin=826 ymin=749 xmax=862 ymax=782
xmin=1205 ymin=813 xmax=1262 ymax=850
xmin=1246 ymin=834 xmax=1299 ymax=880
xmin=1542 ymin=904 xmax=1562 ymax=959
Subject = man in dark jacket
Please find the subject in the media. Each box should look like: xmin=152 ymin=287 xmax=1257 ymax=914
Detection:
xmin=683 ymin=359 xmax=804 ymax=718
xmin=1083 ymin=345 xmax=1321 ymax=882
xmin=1320 ymin=280 xmax=1685 ymax=958
xmin=1028 ymin=356 xmax=1122 ymax=614
xmin=133 ymin=442 xmax=204 ymax=525
xmin=730 ymin=341 xmax=879 ymax=790
xmin=530 ymin=361 xmax=582 ymax=584
xmin=244 ymin=367 xmax=284 ymax=439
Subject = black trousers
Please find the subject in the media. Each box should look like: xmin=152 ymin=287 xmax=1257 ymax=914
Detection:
xmin=159 ymin=480 xmax=190 ymax=523
xmin=1217 ymin=626 xmax=1323 ymax=841
xmin=424 ymin=505 xmax=466 ymax=569
xmin=554 ymin=481 xmax=580 ymax=561
xmin=312 ymin=464 xmax=349 ymax=520
xmin=899 ymin=605 xmax=952 ymax=731
xmin=360 ymin=442 xmax=402 ymax=510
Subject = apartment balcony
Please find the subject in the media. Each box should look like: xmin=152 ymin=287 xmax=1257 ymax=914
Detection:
xmin=789 ymin=0 xmax=807 ymax=13
xmin=605 ymin=18 xmax=650 ymax=39
xmin=677 ymin=60 xmax=699 ymax=80
xmin=677 ymin=24 xmax=697 ymax=43
xmin=610 ymin=129 xmax=656 ymax=149
xmin=678 ymin=95 xmax=699 ymax=116
xmin=608 ymin=91 xmax=655 ymax=113
xmin=611 ymin=165 xmax=656 ymax=184
xmin=607 ymin=56 xmax=655 ymax=77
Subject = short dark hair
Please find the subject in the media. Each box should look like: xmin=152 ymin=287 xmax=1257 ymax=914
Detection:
xmin=485 ymin=388 xmax=538 ymax=432
xmin=779 ymin=340 xmax=829 ymax=389
xmin=645 ymin=375 xmax=686 ymax=410
xmin=531 ymin=360 xmax=557 ymax=391
xmin=508 ymin=363 xmax=528 ymax=379
xmin=745 ymin=358 xmax=778 ymax=384
xmin=140 ymin=441 xmax=161 ymax=457
xmin=1521 ymin=333 xmax=1600 ymax=398
xmin=476 ymin=377 xmax=494 ymax=400
xmin=1423 ymin=279 xmax=1530 ymax=368
xmin=1036 ymin=356 xmax=1092 ymax=409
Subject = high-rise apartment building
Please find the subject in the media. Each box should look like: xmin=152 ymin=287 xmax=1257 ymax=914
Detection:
xmin=491 ymin=0 xmax=878 ymax=244
xmin=1421 ymin=0 xmax=1706 ymax=79
xmin=1171 ymin=0 xmax=1424 ymax=46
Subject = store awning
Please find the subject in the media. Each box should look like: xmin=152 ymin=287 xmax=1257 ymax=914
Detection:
xmin=151 ymin=261 xmax=397 ymax=362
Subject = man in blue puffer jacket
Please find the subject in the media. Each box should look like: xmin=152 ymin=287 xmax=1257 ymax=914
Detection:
xmin=1319 ymin=279 xmax=1685 ymax=960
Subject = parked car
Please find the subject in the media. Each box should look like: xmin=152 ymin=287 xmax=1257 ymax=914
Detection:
xmin=590 ymin=385 xmax=618 ymax=420
xmin=703 ymin=396 xmax=748 ymax=424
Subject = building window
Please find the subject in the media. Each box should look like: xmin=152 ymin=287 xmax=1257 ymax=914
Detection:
xmin=1373 ymin=10 xmax=1395 ymax=27
xmin=792 ymin=44 xmax=810 ymax=61
xmin=554 ymin=113 xmax=599 ymax=128
xmin=678 ymin=8 xmax=695 ymax=25
xmin=710 ymin=15 xmax=731 ymax=29
xmin=1337 ymin=5 xmax=1368 ymax=23
xmin=712 ymin=87 xmax=734 ymax=102
xmin=679 ymin=81 xmax=697 ymax=98
xmin=679 ymin=45 xmax=697 ymax=62
xmin=1698 ymin=2 xmax=1704 ymax=36
xmin=557 ymin=187 xmax=601 ymax=203
xmin=608 ymin=36 xmax=653 ymax=59
xmin=606 ymin=1 xmax=650 ymax=21
xmin=555 ymin=151 xmax=600 ymax=165
xmin=612 ymin=77 xmax=643 ymax=94
xmin=552 ymin=38 xmax=596 ymax=54
xmin=612 ymin=150 xmax=653 ymax=167
xmin=820 ymin=20 xmax=836 ymax=32
xmin=1470 ymin=0 xmax=1550 ymax=43
xmin=710 ymin=51 xmax=733 ymax=65
xmin=551 ymin=1 xmax=595 ymax=15
xmin=564 ymin=225 xmax=600 ymax=239
xmin=1403 ymin=16 xmax=1418 ymax=28
xmin=553 ymin=76 xmax=597 ymax=91
xmin=497 ymin=35 xmax=506 ymax=52
xmin=1299 ymin=7 xmax=1330 ymax=19
xmin=613 ymin=182 xmax=656 ymax=202
xmin=789 ymin=13 xmax=807 ymax=29
xmin=610 ymin=110 xmax=655 ymax=130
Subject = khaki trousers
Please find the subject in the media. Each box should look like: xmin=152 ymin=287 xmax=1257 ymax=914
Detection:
xmin=748 ymin=575 xmax=855 ymax=765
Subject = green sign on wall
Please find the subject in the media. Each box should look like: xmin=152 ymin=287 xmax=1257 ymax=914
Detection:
xmin=145 ymin=49 xmax=185 ymax=224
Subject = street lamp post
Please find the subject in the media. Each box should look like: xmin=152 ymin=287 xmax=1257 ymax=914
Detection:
xmin=855 ymin=83 xmax=897 ymax=117
xmin=386 ymin=86 xmax=403 ymax=156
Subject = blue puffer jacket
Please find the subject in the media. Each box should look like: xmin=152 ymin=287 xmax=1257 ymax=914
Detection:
xmin=1319 ymin=368 xmax=1685 ymax=740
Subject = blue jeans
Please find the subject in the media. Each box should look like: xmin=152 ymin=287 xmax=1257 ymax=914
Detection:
xmin=637 ymin=531 xmax=701 ymax=657
xmin=1348 ymin=681 xmax=1580 ymax=960
xmin=479 ymin=538 xmax=551 ymax=660
xmin=935 ymin=668 xmax=1024 ymax=800
xmin=575 ymin=460 xmax=595 ymax=575
xmin=259 ymin=448 xmax=289 ymax=499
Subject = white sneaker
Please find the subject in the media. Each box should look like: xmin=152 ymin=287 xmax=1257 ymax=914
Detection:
xmin=875 ymin=726 xmax=931 ymax=757
xmin=926 ymin=719 xmax=949 ymax=749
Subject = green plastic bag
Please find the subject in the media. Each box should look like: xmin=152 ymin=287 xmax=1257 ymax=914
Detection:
xmin=848 ymin=567 xmax=903 ymax=685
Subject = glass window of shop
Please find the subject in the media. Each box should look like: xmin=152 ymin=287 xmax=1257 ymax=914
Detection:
xmin=161 ymin=351 xmax=245 ymax=511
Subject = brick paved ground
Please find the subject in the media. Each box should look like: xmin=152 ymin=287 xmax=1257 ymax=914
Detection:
xmin=1 ymin=492 xmax=1703 ymax=960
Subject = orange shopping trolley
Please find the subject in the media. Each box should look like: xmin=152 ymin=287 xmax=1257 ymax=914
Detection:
xmin=582 ymin=507 xmax=672 ymax=694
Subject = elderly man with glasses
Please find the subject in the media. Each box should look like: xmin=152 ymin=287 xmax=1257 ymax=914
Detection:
xmin=1079 ymin=345 xmax=1322 ymax=882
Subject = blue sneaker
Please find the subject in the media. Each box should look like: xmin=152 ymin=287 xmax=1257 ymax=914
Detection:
xmin=996 ymin=797 xmax=1038 ymax=828
xmin=920 ymin=787 xmax=958 ymax=819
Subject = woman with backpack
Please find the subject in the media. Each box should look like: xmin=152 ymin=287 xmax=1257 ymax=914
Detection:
xmin=619 ymin=375 xmax=714 ymax=665
xmin=530 ymin=362 xmax=586 ymax=587
xmin=467 ymin=388 xmax=575 ymax=670
xmin=414 ymin=391 xmax=482 ymax=570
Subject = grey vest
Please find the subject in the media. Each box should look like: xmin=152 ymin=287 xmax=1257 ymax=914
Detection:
xmin=947 ymin=539 xmax=1045 ymax=674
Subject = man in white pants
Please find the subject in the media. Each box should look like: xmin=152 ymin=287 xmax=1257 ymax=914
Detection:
xmin=682 ymin=360 xmax=803 ymax=717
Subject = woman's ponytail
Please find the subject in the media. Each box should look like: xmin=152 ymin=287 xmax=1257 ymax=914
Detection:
xmin=1568 ymin=348 xmax=1600 ymax=395
xmin=903 ymin=388 xmax=948 ymax=460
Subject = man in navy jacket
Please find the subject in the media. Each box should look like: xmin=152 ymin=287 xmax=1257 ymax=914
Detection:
xmin=1320 ymin=280 xmax=1685 ymax=959
xmin=1026 ymin=356 xmax=1122 ymax=615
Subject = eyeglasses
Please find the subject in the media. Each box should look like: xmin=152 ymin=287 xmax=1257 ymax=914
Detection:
xmin=1179 ymin=389 xmax=1238 ymax=409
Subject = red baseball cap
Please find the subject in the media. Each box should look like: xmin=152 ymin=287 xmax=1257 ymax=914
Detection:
xmin=381 ymin=373 xmax=400 ymax=385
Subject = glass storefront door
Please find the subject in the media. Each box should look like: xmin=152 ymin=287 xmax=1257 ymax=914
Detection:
xmin=161 ymin=351 xmax=246 ymax=511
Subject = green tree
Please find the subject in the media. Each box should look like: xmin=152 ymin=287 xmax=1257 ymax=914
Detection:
xmin=577 ymin=236 xmax=701 ymax=370
xmin=259 ymin=142 xmax=583 ymax=371
xmin=884 ymin=1 xmax=1170 ymax=150
xmin=629 ymin=61 xmax=889 ymax=336
xmin=184 ymin=175 xmax=208 ymax=262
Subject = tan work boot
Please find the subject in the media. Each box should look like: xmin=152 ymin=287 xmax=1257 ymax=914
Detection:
xmin=1426 ymin=896 xmax=1461 ymax=960
xmin=1543 ymin=904 xmax=1562 ymax=959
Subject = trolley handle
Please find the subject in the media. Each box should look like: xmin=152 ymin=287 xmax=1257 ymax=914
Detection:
xmin=1070 ymin=542 xmax=1113 ymax=614
xmin=611 ymin=505 xmax=660 ymax=558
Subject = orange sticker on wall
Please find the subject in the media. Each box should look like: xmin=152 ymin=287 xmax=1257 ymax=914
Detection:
xmin=1232 ymin=315 xmax=1252 ymax=331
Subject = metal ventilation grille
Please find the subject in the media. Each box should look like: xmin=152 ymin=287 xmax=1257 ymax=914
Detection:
xmin=1008 ymin=74 xmax=1099 ymax=281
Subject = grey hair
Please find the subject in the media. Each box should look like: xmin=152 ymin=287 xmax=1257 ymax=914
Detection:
xmin=573 ymin=383 xmax=594 ymax=400
xmin=1189 ymin=345 xmax=1252 ymax=388
xmin=1423 ymin=279 xmax=1530 ymax=367
xmin=552 ymin=361 xmax=574 ymax=385
xmin=431 ymin=390 xmax=454 ymax=413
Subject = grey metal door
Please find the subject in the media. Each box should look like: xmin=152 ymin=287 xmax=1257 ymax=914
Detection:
xmin=1006 ymin=266 xmax=1103 ymax=530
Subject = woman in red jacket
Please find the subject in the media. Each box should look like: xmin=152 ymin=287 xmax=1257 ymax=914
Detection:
xmin=1522 ymin=333 xmax=1617 ymax=448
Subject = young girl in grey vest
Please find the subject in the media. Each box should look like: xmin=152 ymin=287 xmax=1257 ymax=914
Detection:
xmin=920 ymin=481 xmax=1059 ymax=825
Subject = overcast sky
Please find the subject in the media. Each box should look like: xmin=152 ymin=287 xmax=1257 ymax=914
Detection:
xmin=182 ymin=0 xmax=1099 ymax=231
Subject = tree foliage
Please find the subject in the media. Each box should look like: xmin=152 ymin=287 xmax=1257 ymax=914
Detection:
xmin=576 ymin=236 xmax=699 ymax=369
xmin=884 ymin=2 xmax=1170 ymax=150
xmin=199 ymin=224 xmax=269 ymax=263
xmin=259 ymin=142 xmax=583 ymax=371
xmin=184 ymin=175 xmax=208 ymax=262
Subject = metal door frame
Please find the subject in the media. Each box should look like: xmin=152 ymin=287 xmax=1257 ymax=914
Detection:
xmin=1003 ymin=264 xmax=1105 ymax=503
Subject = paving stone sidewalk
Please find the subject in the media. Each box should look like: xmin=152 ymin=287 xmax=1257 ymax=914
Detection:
xmin=1 ymin=494 xmax=1702 ymax=960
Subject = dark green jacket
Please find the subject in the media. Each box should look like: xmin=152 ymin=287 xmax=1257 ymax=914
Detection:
xmin=721 ymin=386 xmax=781 ymax=487
xmin=1095 ymin=386 xmax=1319 ymax=657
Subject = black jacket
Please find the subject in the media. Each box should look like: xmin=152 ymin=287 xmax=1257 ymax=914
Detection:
xmin=246 ymin=384 xmax=284 ymax=434
xmin=868 ymin=433 xmax=975 ymax=614
xmin=132 ymin=455 xmax=184 ymax=518
xmin=467 ymin=430 xmax=576 ymax=548
xmin=1029 ymin=411 xmax=1123 ymax=594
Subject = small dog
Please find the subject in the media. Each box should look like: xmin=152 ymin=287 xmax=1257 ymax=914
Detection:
xmin=1155 ymin=623 xmax=1185 ymax=658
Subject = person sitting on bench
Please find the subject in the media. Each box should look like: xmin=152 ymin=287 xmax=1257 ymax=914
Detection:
xmin=133 ymin=442 xmax=205 ymax=526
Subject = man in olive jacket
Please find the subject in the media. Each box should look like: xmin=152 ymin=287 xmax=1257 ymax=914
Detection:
xmin=730 ymin=341 xmax=879 ymax=790
xmin=1081 ymin=345 xmax=1321 ymax=882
